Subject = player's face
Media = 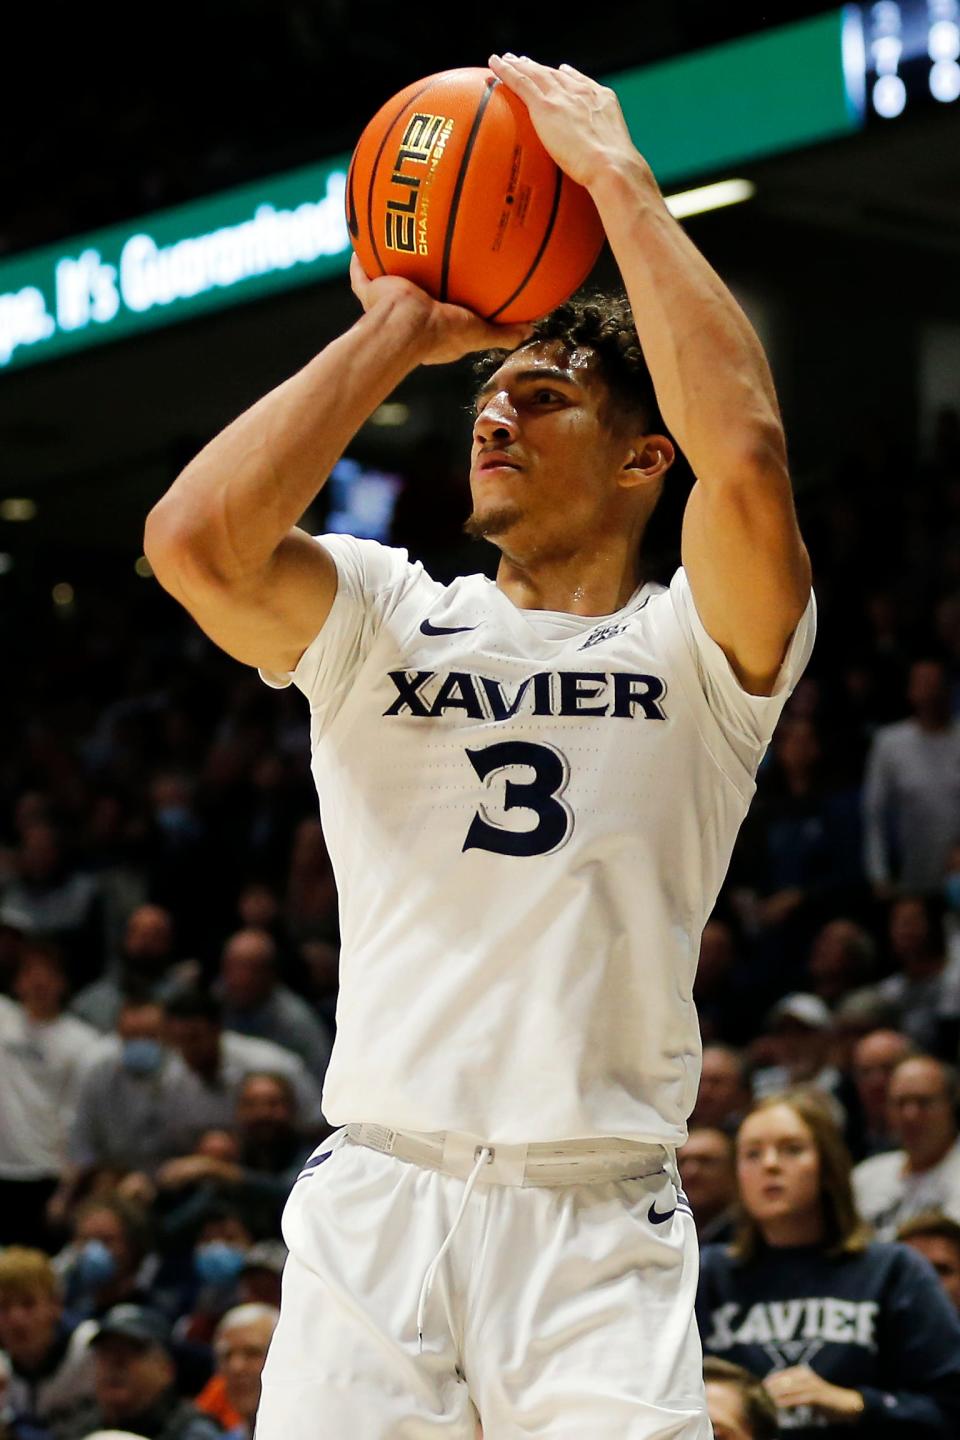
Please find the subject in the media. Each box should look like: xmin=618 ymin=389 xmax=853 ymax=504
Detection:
xmin=736 ymin=1104 xmax=822 ymax=1228
xmin=467 ymin=341 xmax=642 ymax=557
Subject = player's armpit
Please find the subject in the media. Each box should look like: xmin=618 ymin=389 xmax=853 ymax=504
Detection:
xmin=680 ymin=452 xmax=811 ymax=695
xmin=147 ymin=524 xmax=338 ymax=675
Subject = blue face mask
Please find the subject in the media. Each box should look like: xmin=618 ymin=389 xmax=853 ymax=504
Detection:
xmin=73 ymin=1239 xmax=117 ymax=1291
xmin=194 ymin=1242 xmax=248 ymax=1287
xmin=944 ymin=874 xmax=960 ymax=912
xmin=121 ymin=1037 xmax=165 ymax=1076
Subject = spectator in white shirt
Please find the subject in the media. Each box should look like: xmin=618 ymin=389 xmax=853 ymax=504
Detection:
xmin=162 ymin=986 xmax=326 ymax=1140
xmin=853 ymin=1054 xmax=960 ymax=1237
xmin=864 ymin=658 xmax=960 ymax=895
xmin=0 ymin=941 xmax=101 ymax=1249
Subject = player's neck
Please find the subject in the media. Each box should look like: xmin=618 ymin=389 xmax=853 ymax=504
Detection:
xmin=495 ymin=544 xmax=643 ymax=617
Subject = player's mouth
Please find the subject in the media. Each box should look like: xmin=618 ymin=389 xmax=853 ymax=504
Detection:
xmin=477 ymin=450 xmax=522 ymax=473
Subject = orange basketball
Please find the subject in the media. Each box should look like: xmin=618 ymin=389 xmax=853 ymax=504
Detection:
xmin=345 ymin=67 xmax=605 ymax=324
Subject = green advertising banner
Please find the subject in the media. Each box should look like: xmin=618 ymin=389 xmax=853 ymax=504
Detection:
xmin=0 ymin=162 xmax=351 ymax=374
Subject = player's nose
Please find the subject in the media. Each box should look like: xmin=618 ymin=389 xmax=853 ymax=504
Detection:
xmin=473 ymin=393 xmax=518 ymax=445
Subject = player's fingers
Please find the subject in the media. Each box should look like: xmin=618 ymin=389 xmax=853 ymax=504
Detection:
xmin=349 ymin=252 xmax=371 ymax=300
xmin=490 ymin=53 xmax=552 ymax=97
xmin=558 ymin=61 xmax=592 ymax=82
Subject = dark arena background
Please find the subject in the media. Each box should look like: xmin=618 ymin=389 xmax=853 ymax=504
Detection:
xmin=3 ymin=3 xmax=960 ymax=1437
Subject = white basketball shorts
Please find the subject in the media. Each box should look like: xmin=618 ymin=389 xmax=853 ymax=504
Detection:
xmin=255 ymin=1127 xmax=712 ymax=1439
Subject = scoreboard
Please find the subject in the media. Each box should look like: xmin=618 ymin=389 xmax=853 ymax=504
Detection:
xmin=846 ymin=0 xmax=960 ymax=118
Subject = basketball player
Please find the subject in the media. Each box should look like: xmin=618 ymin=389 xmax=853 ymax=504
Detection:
xmin=145 ymin=54 xmax=814 ymax=1440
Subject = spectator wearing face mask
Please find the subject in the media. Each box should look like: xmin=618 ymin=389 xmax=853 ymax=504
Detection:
xmin=0 ymin=941 xmax=101 ymax=1249
xmin=56 ymin=1199 xmax=156 ymax=1324
xmin=172 ymin=1208 xmax=257 ymax=1349
xmin=51 ymin=998 xmax=182 ymax=1225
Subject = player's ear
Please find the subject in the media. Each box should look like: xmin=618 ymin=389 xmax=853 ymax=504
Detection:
xmin=618 ymin=435 xmax=674 ymax=489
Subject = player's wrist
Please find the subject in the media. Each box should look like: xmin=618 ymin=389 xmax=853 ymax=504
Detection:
xmin=356 ymin=287 xmax=437 ymax=363
xmin=587 ymin=151 xmax=662 ymax=211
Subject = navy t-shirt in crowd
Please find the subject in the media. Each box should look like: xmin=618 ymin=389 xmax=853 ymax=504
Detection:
xmin=697 ymin=1240 xmax=960 ymax=1437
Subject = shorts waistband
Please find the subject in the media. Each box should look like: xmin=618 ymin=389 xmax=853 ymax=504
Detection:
xmin=345 ymin=1123 xmax=668 ymax=1187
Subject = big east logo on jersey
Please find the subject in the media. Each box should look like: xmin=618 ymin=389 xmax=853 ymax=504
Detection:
xmin=382 ymin=668 xmax=668 ymax=722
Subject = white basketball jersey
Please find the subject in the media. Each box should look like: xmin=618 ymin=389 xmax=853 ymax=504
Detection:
xmin=262 ymin=534 xmax=816 ymax=1146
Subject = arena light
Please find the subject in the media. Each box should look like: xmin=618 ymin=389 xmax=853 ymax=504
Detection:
xmin=0 ymin=497 xmax=37 ymax=521
xmin=370 ymin=403 xmax=411 ymax=428
xmin=843 ymin=1 xmax=960 ymax=119
xmin=664 ymin=179 xmax=756 ymax=219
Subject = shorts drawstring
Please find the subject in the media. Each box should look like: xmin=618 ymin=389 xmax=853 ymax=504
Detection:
xmin=416 ymin=1145 xmax=492 ymax=1352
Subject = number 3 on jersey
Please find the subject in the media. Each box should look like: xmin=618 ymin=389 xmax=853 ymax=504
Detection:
xmin=462 ymin=740 xmax=573 ymax=857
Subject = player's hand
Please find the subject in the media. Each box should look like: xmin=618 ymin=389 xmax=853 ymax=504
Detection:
xmin=349 ymin=254 xmax=532 ymax=366
xmin=488 ymin=55 xmax=652 ymax=193
xmin=764 ymin=1365 xmax=865 ymax=1421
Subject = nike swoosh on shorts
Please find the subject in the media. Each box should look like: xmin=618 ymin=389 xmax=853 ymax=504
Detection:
xmin=648 ymin=1201 xmax=678 ymax=1225
xmin=419 ymin=620 xmax=479 ymax=635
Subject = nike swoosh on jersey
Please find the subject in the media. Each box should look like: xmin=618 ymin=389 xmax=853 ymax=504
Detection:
xmin=419 ymin=620 xmax=479 ymax=636
xmin=648 ymin=1200 xmax=678 ymax=1225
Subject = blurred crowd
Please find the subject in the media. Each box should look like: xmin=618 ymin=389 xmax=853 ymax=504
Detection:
xmin=2 ymin=404 xmax=960 ymax=1438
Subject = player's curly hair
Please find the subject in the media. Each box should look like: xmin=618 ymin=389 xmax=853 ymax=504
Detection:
xmin=471 ymin=290 xmax=666 ymax=437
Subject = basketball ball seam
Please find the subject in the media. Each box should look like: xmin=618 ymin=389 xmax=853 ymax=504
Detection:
xmin=439 ymin=77 xmax=497 ymax=305
xmin=365 ymin=80 xmax=439 ymax=278
xmin=485 ymin=167 xmax=565 ymax=323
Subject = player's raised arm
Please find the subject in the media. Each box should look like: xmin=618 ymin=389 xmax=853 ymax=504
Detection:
xmin=144 ymin=259 xmax=530 ymax=676
xmin=490 ymin=55 xmax=812 ymax=696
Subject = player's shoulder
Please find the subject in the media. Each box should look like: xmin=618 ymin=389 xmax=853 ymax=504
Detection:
xmin=314 ymin=532 xmax=419 ymax=585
